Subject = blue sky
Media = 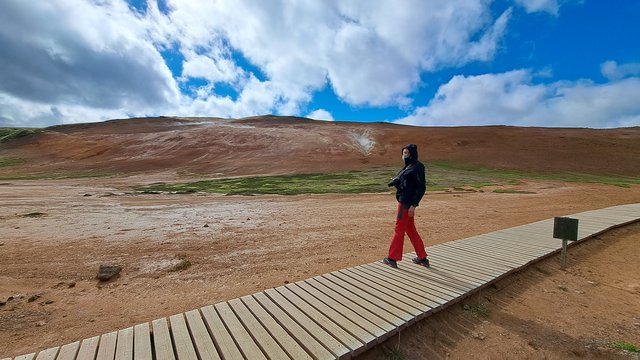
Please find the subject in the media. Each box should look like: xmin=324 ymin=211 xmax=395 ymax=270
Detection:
xmin=0 ymin=0 xmax=639 ymax=128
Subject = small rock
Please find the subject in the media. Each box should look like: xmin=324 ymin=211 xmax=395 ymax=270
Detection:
xmin=68 ymin=281 xmax=76 ymax=288
xmin=28 ymin=293 xmax=43 ymax=302
xmin=472 ymin=332 xmax=486 ymax=340
xmin=7 ymin=296 xmax=14 ymax=301
xmin=0 ymin=300 xmax=6 ymax=306
xmin=633 ymin=322 xmax=640 ymax=328
xmin=97 ymin=264 xmax=122 ymax=281
xmin=284 ymin=280 xmax=290 ymax=284
xmin=42 ymin=300 xmax=54 ymax=305
xmin=203 ymin=224 xmax=209 ymax=228
xmin=35 ymin=321 xmax=47 ymax=327
xmin=83 ymin=194 xmax=92 ymax=197
xmin=0 ymin=243 xmax=4 ymax=246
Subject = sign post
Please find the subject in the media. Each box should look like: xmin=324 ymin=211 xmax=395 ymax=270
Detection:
xmin=553 ymin=217 xmax=579 ymax=269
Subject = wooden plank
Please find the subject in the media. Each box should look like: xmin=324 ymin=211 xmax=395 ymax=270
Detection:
xmin=493 ymin=227 xmax=551 ymax=239
xmin=294 ymin=281 xmax=388 ymax=340
xmin=442 ymin=242 xmax=535 ymax=264
xmin=424 ymin=250 xmax=503 ymax=281
xmin=168 ymin=314 xmax=198 ymax=360
xmin=264 ymin=288 xmax=351 ymax=359
xmin=56 ymin=341 xmax=80 ymax=360
xmin=95 ymin=331 xmax=117 ymax=360
xmin=34 ymin=347 xmax=58 ymax=360
xmin=316 ymin=274 xmax=414 ymax=326
xmin=151 ymin=318 xmax=176 ymax=360
xmin=369 ymin=261 xmax=476 ymax=293
xmin=438 ymin=250 xmax=524 ymax=273
xmin=428 ymin=253 xmax=517 ymax=284
xmin=428 ymin=247 xmax=513 ymax=276
xmin=343 ymin=267 xmax=446 ymax=316
xmin=303 ymin=278 xmax=398 ymax=333
xmin=441 ymin=244 xmax=535 ymax=268
xmin=322 ymin=273 xmax=416 ymax=322
xmin=184 ymin=310 xmax=221 ymax=360
xmin=362 ymin=262 xmax=466 ymax=299
xmin=133 ymin=323 xmax=152 ymax=360
xmin=253 ymin=292 xmax=335 ymax=360
xmin=475 ymin=234 xmax=556 ymax=251
xmin=352 ymin=265 xmax=454 ymax=304
xmin=418 ymin=258 xmax=493 ymax=286
xmin=214 ymin=302 xmax=267 ymax=360
xmin=227 ymin=298 xmax=291 ymax=360
xmin=336 ymin=269 xmax=439 ymax=315
xmin=402 ymin=250 xmax=488 ymax=285
xmin=13 ymin=354 xmax=35 ymax=360
xmin=431 ymin=242 xmax=527 ymax=267
xmin=200 ymin=305 xmax=245 ymax=360
xmin=240 ymin=295 xmax=312 ymax=360
xmin=115 ymin=327 xmax=133 ymax=360
xmin=275 ymin=285 xmax=370 ymax=354
xmin=454 ymin=236 xmax=549 ymax=257
xmin=428 ymin=254 xmax=510 ymax=282
xmin=481 ymin=232 xmax=558 ymax=248
xmin=76 ymin=336 xmax=100 ymax=360
xmin=495 ymin=229 xmax=555 ymax=242
xmin=282 ymin=283 xmax=377 ymax=349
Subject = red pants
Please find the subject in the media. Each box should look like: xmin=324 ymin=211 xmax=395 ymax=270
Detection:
xmin=388 ymin=202 xmax=428 ymax=261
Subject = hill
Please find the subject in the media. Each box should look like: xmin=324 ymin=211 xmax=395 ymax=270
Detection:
xmin=1 ymin=116 xmax=639 ymax=179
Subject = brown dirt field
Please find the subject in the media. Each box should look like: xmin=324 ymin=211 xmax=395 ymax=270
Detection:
xmin=2 ymin=117 xmax=639 ymax=178
xmin=1 ymin=178 xmax=639 ymax=358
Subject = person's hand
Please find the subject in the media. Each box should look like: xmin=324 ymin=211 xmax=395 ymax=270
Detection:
xmin=408 ymin=205 xmax=416 ymax=217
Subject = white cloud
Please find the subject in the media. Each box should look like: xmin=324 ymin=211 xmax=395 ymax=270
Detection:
xmin=148 ymin=0 xmax=513 ymax=108
xmin=601 ymin=61 xmax=640 ymax=81
xmin=515 ymin=0 xmax=560 ymax=15
xmin=0 ymin=0 xmax=179 ymax=107
xmin=181 ymin=51 xmax=245 ymax=84
xmin=397 ymin=70 xmax=640 ymax=128
xmin=0 ymin=0 xmax=543 ymax=127
xmin=0 ymin=92 xmax=135 ymax=127
xmin=307 ymin=109 xmax=335 ymax=121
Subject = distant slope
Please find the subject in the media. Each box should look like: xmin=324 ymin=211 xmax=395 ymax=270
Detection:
xmin=1 ymin=116 xmax=639 ymax=178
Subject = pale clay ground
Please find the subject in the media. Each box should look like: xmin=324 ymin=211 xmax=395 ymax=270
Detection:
xmin=1 ymin=178 xmax=639 ymax=358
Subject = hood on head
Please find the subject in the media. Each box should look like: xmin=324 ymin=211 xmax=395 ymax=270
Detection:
xmin=402 ymin=143 xmax=419 ymax=162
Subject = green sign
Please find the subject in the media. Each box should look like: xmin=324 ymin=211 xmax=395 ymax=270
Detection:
xmin=553 ymin=217 xmax=579 ymax=241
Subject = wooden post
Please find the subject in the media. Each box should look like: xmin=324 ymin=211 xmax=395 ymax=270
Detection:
xmin=553 ymin=217 xmax=578 ymax=270
xmin=560 ymin=238 xmax=568 ymax=269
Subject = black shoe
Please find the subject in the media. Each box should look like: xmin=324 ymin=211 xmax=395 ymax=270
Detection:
xmin=412 ymin=257 xmax=430 ymax=268
xmin=383 ymin=257 xmax=398 ymax=268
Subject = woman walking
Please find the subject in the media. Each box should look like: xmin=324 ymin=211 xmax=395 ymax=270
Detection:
xmin=383 ymin=144 xmax=430 ymax=268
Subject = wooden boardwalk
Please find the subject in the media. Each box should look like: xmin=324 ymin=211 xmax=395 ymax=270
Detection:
xmin=5 ymin=203 xmax=640 ymax=360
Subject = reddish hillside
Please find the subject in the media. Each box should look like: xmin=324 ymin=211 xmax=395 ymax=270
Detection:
xmin=1 ymin=116 xmax=639 ymax=178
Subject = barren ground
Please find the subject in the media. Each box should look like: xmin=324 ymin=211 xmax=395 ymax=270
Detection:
xmin=1 ymin=178 xmax=639 ymax=358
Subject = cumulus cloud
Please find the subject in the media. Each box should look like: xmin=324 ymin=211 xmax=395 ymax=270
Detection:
xmin=0 ymin=0 xmax=516 ymax=126
xmin=601 ymin=61 xmax=640 ymax=81
xmin=397 ymin=70 xmax=640 ymax=128
xmin=0 ymin=1 xmax=178 ymax=109
xmin=307 ymin=109 xmax=335 ymax=121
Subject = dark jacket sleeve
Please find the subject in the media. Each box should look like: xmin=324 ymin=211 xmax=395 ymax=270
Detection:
xmin=411 ymin=163 xmax=426 ymax=206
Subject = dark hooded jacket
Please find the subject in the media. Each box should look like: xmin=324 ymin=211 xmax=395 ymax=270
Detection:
xmin=393 ymin=144 xmax=426 ymax=207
